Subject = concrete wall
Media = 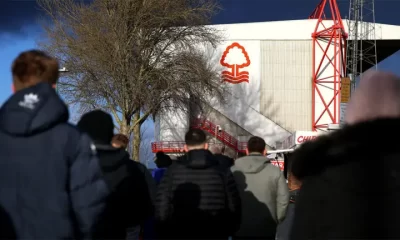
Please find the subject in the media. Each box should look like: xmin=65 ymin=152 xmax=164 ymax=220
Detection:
xmin=260 ymin=40 xmax=313 ymax=132
xmin=208 ymin=40 xmax=291 ymax=147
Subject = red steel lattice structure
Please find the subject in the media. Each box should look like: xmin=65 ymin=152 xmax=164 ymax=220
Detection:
xmin=153 ymin=0 xmax=348 ymax=151
xmin=309 ymin=0 xmax=347 ymax=131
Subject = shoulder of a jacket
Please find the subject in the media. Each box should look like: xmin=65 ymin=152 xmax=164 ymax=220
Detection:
xmin=45 ymin=122 xmax=79 ymax=144
xmin=57 ymin=123 xmax=94 ymax=150
xmin=169 ymin=161 xmax=189 ymax=173
xmin=264 ymin=162 xmax=282 ymax=174
xmin=230 ymin=165 xmax=238 ymax=172
xmin=51 ymin=122 xmax=80 ymax=136
xmin=170 ymin=161 xmax=182 ymax=169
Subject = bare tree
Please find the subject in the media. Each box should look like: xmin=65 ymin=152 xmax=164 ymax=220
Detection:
xmin=37 ymin=0 xmax=225 ymax=160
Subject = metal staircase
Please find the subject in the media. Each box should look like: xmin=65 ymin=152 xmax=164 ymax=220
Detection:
xmin=151 ymin=118 xmax=247 ymax=153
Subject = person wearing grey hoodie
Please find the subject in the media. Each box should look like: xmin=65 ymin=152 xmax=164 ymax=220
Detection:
xmin=231 ymin=136 xmax=289 ymax=240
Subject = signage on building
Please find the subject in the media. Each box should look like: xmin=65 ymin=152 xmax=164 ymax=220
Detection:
xmin=340 ymin=77 xmax=351 ymax=125
xmin=220 ymin=42 xmax=251 ymax=84
xmin=280 ymin=131 xmax=321 ymax=149
xmin=271 ymin=160 xmax=284 ymax=171
xmin=294 ymin=131 xmax=321 ymax=145
xmin=341 ymin=77 xmax=351 ymax=103
xmin=296 ymin=135 xmax=317 ymax=143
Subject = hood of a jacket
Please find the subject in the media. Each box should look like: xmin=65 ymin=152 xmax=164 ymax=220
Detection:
xmin=290 ymin=118 xmax=400 ymax=180
xmin=235 ymin=153 xmax=271 ymax=173
xmin=95 ymin=144 xmax=130 ymax=171
xmin=0 ymin=83 xmax=68 ymax=136
xmin=177 ymin=149 xmax=218 ymax=169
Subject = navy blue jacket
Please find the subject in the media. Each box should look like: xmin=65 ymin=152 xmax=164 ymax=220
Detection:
xmin=0 ymin=83 xmax=108 ymax=239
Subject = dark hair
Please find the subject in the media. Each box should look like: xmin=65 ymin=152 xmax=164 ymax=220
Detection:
xmin=112 ymin=134 xmax=129 ymax=148
xmin=185 ymin=129 xmax=207 ymax=146
xmin=155 ymin=151 xmax=172 ymax=168
xmin=12 ymin=50 xmax=59 ymax=86
xmin=77 ymin=110 xmax=114 ymax=144
xmin=247 ymin=136 xmax=266 ymax=153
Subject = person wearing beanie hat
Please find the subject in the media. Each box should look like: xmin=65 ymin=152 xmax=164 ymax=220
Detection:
xmin=77 ymin=109 xmax=114 ymax=144
xmin=77 ymin=110 xmax=153 ymax=239
xmin=289 ymin=70 xmax=400 ymax=240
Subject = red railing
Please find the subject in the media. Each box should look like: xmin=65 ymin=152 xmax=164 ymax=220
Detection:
xmin=191 ymin=118 xmax=239 ymax=150
xmin=151 ymin=141 xmax=185 ymax=153
xmin=151 ymin=118 xmax=247 ymax=153
xmin=151 ymin=141 xmax=248 ymax=153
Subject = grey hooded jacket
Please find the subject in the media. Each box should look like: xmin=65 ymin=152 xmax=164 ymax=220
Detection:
xmin=231 ymin=153 xmax=289 ymax=238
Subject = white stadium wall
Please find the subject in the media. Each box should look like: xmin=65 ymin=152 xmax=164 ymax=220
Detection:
xmin=259 ymin=40 xmax=313 ymax=132
xmin=206 ymin=40 xmax=291 ymax=147
xmin=156 ymin=19 xmax=400 ymax=147
xmin=218 ymin=40 xmax=261 ymax=111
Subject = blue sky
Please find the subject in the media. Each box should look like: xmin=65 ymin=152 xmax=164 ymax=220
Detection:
xmin=0 ymin=35 xmax=37 ymax=104
xmin=0 ymin=0 xmax=399 ymax=164
xmin=1 ymin=0 xmax=399 ymax=104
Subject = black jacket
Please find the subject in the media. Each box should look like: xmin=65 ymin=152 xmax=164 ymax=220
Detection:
xmin=155 ymin=149 xmax=241 ymax=239
xmin=289 ymin=118 xmax=400 ymax=240
xmin=93 ymin=145 xmax=153 ymax=239
xmin=214 ymin=153 xmax=234 ymax=169
xmin=0 ymin=83 xmax=108 ymax=239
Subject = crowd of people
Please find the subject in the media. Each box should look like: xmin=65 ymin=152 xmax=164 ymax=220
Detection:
xmin=0 ymin=49 xmax=399 ymax=240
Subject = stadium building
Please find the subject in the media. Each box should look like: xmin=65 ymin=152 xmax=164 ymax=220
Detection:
xmin=151 ymin=0 xmax=400 ymax=160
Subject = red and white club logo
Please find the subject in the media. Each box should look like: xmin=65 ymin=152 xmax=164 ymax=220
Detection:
xmin=220 ymin=42 xmax=251 ymax=84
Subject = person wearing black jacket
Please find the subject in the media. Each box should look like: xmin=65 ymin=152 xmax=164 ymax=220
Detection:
xmin=155 ymin=129 xmax=241 ymax=239
xmin=209 ymin=144 xmax=235 ymax=169
xmin=78 ymin=110 xmax=153 ymax=239
xmin=111 ymin=134 xmax=156 ymax=203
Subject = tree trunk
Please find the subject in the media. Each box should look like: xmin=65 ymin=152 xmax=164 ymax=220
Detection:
xmin=119 ymin=119 xmax=131 ymax=153
xmin=131 ymin=111 xmax=141 ymax=162
xmin=120 ymin=121 xmax=129 ymax=136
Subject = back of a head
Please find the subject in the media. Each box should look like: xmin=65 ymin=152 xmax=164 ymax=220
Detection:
xmin=77 ymin=110 xmax=114 ymax=145
xmin=247 ymin=136 xmax=266 ymax=154
xmin=185 ymin=129 xmax=207 ymax=148
xmin=112 ymin=134 xmax=129 ymax=149
xmin=12 ymin=50 xmax=59 ymax=91
xmin=155 ymin=151 xmax=172 ymax=168
xmin=345 ymin=70 xmax=400 ymax=125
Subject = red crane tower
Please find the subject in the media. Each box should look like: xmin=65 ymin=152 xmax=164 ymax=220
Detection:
xmin=309 ymin=0 xmax=348 ymax=131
